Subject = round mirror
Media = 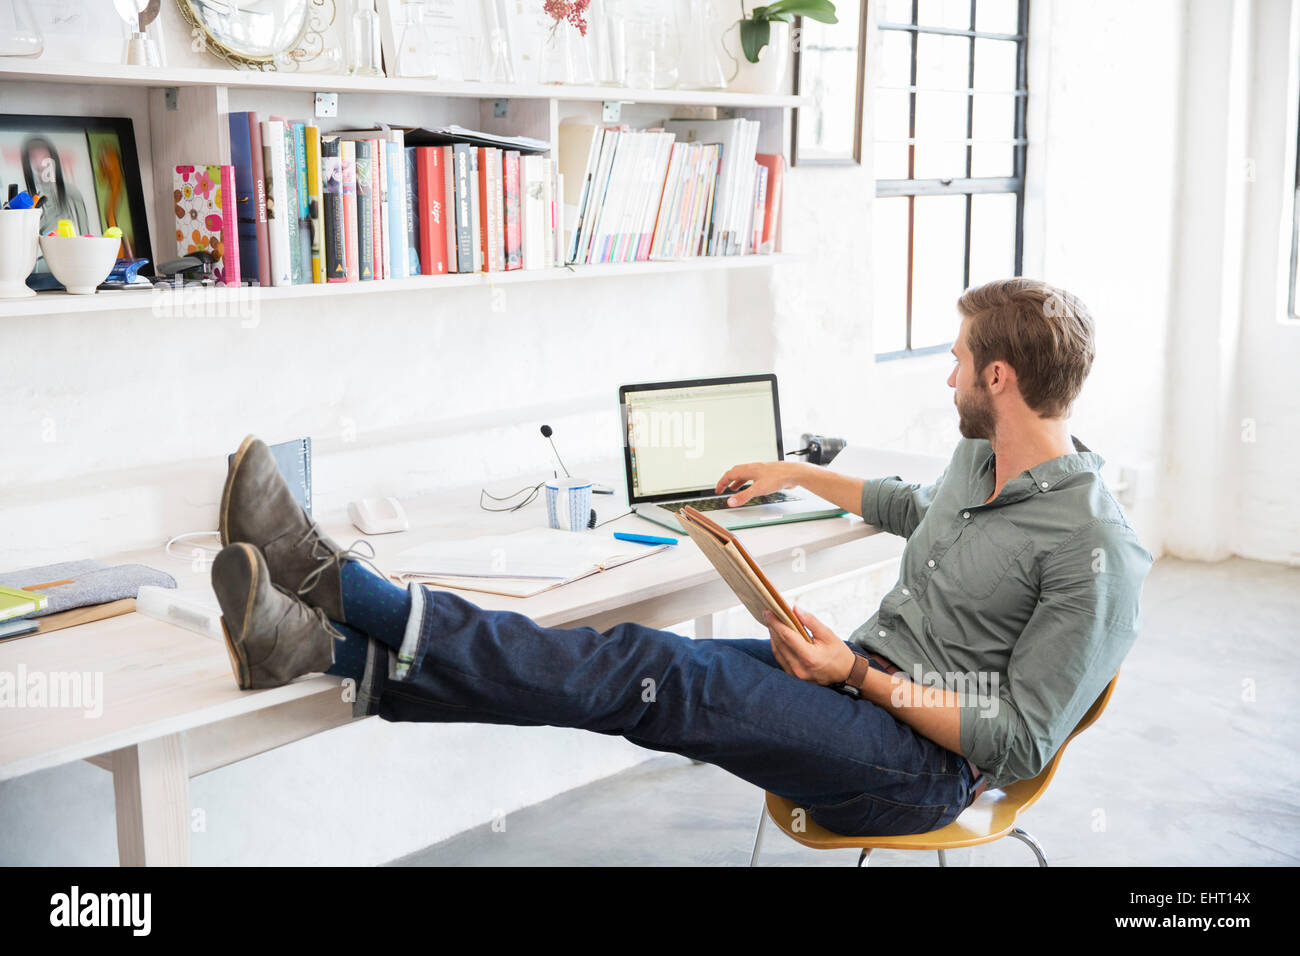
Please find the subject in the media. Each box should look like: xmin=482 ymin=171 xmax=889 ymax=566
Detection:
xmin=178 ymin=0 xmax=311 ymax=68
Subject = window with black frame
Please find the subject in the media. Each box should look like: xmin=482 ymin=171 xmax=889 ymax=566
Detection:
xmin=872 ymin=0 xmax=1029 ymax=359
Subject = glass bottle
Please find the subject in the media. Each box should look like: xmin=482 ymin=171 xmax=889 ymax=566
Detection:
xmin=679 ymin=1 xmax=727 ymax=90
xmin=396 ymin=1 xmax=438 ymax=78
xmin=0 ymin=0 xmax=43 ymax=58
xmin=348 ymin=0 xmax=383 ymax=76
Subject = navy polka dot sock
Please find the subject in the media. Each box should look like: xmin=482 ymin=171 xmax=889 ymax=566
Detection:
xmin=339 ymin=559 xmax=412 ymax=651
xmin=325 ymin=621 xmax=370 ymax=682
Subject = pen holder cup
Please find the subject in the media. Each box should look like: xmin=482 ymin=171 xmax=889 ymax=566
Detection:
xmin=38 ymin=234 xmax=120 ymax=294
xmin=545 ymin=478 xmax=594 ymax=532
xmin=0 ymin=207 xmax=41 ymax=299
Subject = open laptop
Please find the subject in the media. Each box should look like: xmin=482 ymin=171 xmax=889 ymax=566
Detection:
xmin=619 ymin=374 xmax=846 ymax=533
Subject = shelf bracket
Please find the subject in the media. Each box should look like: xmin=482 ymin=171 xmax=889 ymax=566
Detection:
xmin=164 ymin=87 xmax=179 ymax=111
xmin=314 ymin=92 xmax=338 ymax=118
xmin=493 ymin=99 xmax=508 ymax=118
xmin=602 ymin=101 xmax=622 ymax=123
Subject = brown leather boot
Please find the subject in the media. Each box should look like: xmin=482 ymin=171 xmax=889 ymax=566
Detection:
xmin=212 ymin=542 xmax=343 ymax=690
xmin=219 ymin=434 xmax=350 ymax=623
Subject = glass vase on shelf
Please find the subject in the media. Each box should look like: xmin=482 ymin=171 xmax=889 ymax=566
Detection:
xmin=395 ymin=0 xmax=438 ymax=78
xmin=481 ymin=0 xmax=515 ymax=83
xmin=347 ymin=0 xmax=383 ymax=77
xmin=538 ymin=16 xmax=594 ymax=86
xmin=623 ymin=12 xmax=678 ymax=90
xmin=589 ymin=0 xmax=625 ymax=87
xmin=0 ymin=0 xmax=43 ymax=57
xmin=678 ymin=0 xmax=727 ymax=90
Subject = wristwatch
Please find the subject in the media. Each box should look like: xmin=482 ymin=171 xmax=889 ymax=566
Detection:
xmin=834 ymin=650 xmax=872 ymax=699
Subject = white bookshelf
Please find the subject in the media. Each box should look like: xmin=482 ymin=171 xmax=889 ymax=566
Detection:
xmin=0 ymin=255 xmax=803 ymax=319
xmin=0 ymin=58 xmax=807 ymax=110
xmin=3 ymin=51 xmax=801 ymax=316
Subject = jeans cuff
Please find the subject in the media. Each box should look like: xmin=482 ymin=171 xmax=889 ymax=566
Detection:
xmin=351 ymin=582 xmax=429 ymax=719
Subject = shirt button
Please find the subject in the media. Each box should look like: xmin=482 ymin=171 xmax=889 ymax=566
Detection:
xmin=901 ymin=588 xmax=909 ymax=596
xmin=878 ymin=630 xmax=886 ymax=638
xmin=1040 ymin=481 xmax=1049 ymax=489
xmin=962 ymin=511 xmax=971 ymax=519
xmin=927 ymin=559 xmax=936 ymax=568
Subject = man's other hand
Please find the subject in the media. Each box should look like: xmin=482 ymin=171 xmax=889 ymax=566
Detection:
xmin=764 ymin=606 xmax=856 ymax=686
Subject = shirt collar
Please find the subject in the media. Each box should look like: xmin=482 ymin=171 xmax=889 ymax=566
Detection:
xmin=976 ymin=436 xmax=1106 ymax=506
xmin=1024 ymin=436 xmax=1106 ymax=491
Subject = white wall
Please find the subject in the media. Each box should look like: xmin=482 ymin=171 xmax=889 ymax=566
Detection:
xmin=1229 ymin=0 xmax=1300 ymax=564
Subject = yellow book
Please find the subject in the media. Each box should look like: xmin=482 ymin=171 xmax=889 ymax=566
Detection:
xmin=0 ymin=584 xmax=47 ymax=623
xmin=306 ymin=125 xmax=324 ymax=283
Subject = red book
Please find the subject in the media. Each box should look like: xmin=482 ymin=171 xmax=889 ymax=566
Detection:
xmin=503 ymin=150 xmax=522 ymax=271
xmin=246 ymin=112 xmax=270 ymax=286
xmin=415 ymin=147 xmax=449 ymax=275
xmin=754 ymin=153 xmax=785 ymax=254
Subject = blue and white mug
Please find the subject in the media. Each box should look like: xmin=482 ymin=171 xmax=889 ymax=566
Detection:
xmin=545 ymin=478 xmax=593 ymax=532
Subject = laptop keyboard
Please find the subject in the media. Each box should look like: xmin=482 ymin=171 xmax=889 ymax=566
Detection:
xmin=659 ymin=491 xmax=796 ymax=514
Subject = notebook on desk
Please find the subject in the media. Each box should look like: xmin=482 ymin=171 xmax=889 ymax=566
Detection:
xmin=391 ymin=528 xmax=671 ymax=598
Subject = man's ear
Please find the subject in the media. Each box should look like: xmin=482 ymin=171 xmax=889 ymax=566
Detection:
xmin=987 ymin=359 xmax=1014 ymax=394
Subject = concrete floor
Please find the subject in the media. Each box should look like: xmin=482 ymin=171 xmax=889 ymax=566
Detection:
xmin=391 ymin=557 xmax=1300 ymax=866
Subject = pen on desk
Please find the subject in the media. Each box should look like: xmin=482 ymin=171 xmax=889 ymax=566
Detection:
xmin=613 ymin=531 xmax=678 ymax=546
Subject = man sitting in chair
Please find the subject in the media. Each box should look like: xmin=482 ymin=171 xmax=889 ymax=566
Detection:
xmin=210 ymin=277 xmax=1152 ymax=839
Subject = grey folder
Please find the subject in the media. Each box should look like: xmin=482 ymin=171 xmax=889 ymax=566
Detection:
xmin=0 ymin=560 xmax=176 ymax=618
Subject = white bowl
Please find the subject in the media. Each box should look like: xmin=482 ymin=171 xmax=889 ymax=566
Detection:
xmin=38 ymin=235 xmax=121 ymax=295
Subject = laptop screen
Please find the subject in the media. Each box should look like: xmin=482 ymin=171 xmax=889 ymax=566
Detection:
xmin=620 ymin=375 xmax=783 ymax=503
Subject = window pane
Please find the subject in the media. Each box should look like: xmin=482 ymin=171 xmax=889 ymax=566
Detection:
xmin=970 ymin=92 xmax=1015 ymax=176
xmin=915 ymin=32 xmax=971 ymax=91
xmin=973 ymin=37 xmax=1018 ymax=91
xmin=878 ymin=0 xmax=915 ymax=25
xmin=968 ymin=192 xmax=1017 ymax=287
xmin=873 ymin=88 xmax=911 ymax=178
xmin=878 ymin=28 xmax=914 ymax=89
xmin=974 ymin=0 xmax=1020 ymax=34
xmin=911 ymin=195 xmax=967 ymax=348
xmin=913 ymin=90 xmax=968 ymax=178
xmin=873 ymin=197 xmax=910 ymax=354
xmin=917 ymin=0 xmax=973 ymax=30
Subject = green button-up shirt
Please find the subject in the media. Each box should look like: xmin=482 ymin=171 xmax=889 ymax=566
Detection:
xmin=849 ymin=436 xmax=1152 ymax=790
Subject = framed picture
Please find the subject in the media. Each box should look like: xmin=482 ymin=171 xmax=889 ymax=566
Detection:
xmin=0 ymin=114 xmax=154 ymax=291
xmin=792 ymin=0 xmax=868 ymax=166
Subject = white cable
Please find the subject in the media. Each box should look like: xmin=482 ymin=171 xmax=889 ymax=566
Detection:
xmin=165 ymin=530 xmax=222 ymax=562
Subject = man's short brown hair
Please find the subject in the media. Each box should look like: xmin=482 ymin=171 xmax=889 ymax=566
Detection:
xmin=957 ymin=278 xmax=1096 ymax=418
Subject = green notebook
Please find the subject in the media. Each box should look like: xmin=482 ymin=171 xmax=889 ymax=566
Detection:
xmin=0 ymin=584 xmax=47 ymax=623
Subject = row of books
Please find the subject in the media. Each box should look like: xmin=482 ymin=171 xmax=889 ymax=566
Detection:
xmin=559 ymin=117 xmax=784 ymax=266
xmin=176 ymin=114 xmax=564 ymax=288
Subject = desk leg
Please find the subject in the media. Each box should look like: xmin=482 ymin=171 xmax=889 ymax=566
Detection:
xmin=112 ymin=734 xmax=191 ymax=867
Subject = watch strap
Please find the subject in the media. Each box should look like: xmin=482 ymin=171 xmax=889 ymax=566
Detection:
xmin=846 ymin=652 xmax=870 ymax=692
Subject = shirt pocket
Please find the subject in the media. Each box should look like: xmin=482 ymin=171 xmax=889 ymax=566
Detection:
xmin=945 ymin=514 xmax=1032 ymax=599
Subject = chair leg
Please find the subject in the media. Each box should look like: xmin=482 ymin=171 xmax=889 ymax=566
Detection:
xmin=937 ymin=848 xmax=948 ymax=867
xmin=857 ymin=848 xmax=872 ymax=867
xmin=1007 ymin=826 xmax=1049 ymax=867
xmin=749 ymin=801 xmax=769 ymax=867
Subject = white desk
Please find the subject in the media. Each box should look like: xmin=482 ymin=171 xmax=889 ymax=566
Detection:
xmin=0 ymin=446 xmax=943 ymax=865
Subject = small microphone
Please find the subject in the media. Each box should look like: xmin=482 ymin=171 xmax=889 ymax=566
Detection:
xmin=539 ymin=424 xmax=571 ymax=477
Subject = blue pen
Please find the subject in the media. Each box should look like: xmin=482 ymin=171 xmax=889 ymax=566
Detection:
xmin=614 ymin=531 xmax=678 ymax=546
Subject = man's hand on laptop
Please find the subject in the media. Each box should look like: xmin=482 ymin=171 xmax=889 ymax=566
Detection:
xmin=762 ymin=606 xmax=856 ymax=686
xmin=715 ymin=462 xmax=802 ymax=506
xmin=716 ymin=461 xmax=867 ymax=517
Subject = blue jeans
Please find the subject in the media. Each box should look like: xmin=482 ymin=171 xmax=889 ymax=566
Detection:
xmin=352 ymin=586 xmax=977 ymax=836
